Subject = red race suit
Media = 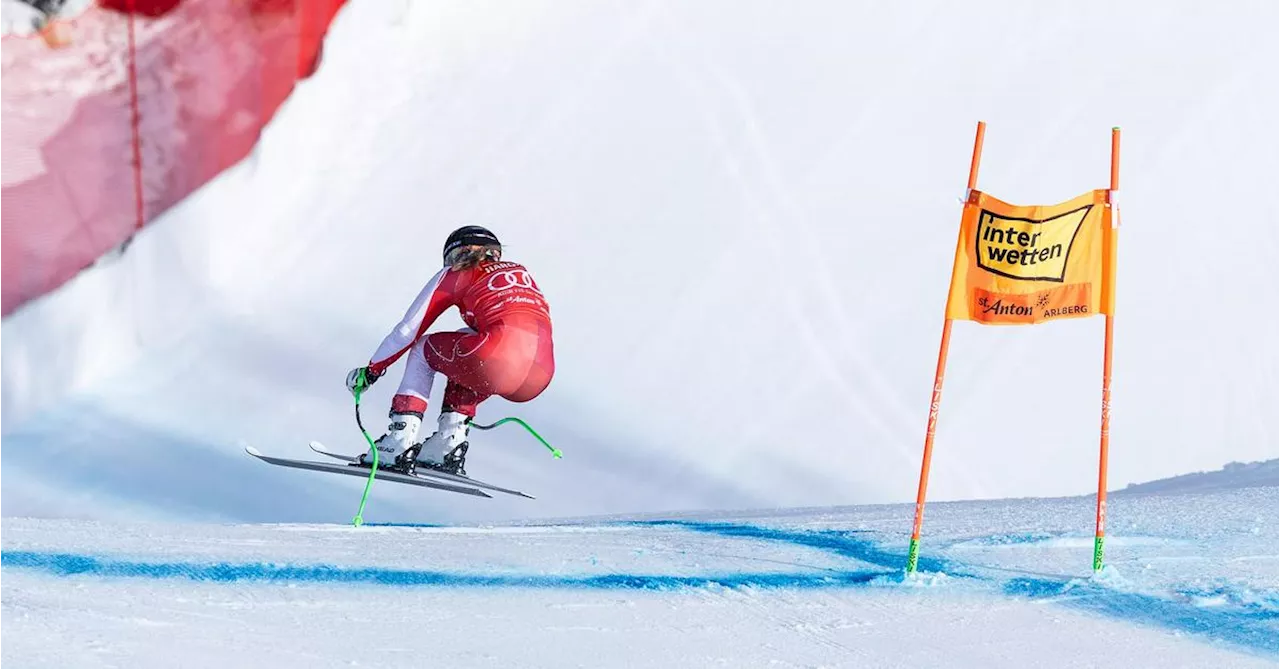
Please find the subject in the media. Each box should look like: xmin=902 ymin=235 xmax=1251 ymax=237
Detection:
xmin=366 ymin=260 xmax=554 ymax=417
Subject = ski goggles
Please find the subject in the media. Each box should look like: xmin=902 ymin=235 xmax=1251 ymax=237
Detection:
xmin=445 ymin=244 xmax=501 ymax=267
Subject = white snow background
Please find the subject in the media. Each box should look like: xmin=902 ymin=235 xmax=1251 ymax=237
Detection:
xmin=1 ymin=0 xmax=1276 ymax=666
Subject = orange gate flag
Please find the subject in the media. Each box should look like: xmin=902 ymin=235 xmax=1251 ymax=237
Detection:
xmin=944 ymin=189 xmax=1115 ymax=325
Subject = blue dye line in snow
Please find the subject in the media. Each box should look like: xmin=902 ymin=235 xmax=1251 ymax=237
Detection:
xmin=1004 ymin=577 xmax=1279 ymax=656
xmin=1174 ymin=585 xmax=1280 ymax=620
xmin=635 ymin=520 xmax=1278 ymax=657
xmin=622 ymin=519 xmax=970 ymax=577
xmin=0 ymin=550 xmax=888 ymax=591
xmin=3 ymin=521 xmax=1276 ymax=656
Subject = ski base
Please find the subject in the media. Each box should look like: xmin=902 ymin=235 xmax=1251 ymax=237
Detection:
xmin=309 ymin=441 xmax=535 ymax=499
xmin=244 ymin=446 xmax=492 ymax=498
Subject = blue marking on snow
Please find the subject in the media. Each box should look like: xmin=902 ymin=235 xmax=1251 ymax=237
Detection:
xmin=630 ymin=520 xmax=1279 ymax=656
xmin=1004 ymin=577 xmax=1279 ymax=656
xmin=0 ymin=550 xmax=887 ymax=591
xmin=1175 ymin=585 xmax=1280 ymax=619
xmin=3 ymin=520 xmax=1276 ymax=656
xmin=622 ymin=520 xmax=968 ymax=576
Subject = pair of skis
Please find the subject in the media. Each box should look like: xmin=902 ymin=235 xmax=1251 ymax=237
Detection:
xmin=246 ymin=371 xmax=560 ymax=523
xmin=245 ymin=442 xmax=534 ymax=499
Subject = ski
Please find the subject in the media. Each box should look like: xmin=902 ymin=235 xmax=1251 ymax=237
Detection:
xmin=244 ymin=446 xmax=492 ymax=498
xmin=309 ymin=441 xmax=535 ymax=499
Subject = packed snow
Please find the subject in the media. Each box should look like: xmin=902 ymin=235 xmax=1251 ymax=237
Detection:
xmin=3 ymin=481 xmax=1276 ymax=667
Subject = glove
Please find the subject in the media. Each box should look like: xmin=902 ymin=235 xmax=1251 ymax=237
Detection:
xmin=345 ymin=365 xmax=384 ymax=395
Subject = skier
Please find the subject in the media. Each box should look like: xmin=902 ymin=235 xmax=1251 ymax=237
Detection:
xmin=344 ymin=225 xmax=555 ymax=476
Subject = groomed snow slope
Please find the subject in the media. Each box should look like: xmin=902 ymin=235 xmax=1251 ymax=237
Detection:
xmin=1 ymin=0 xmax=1276 ymax=525
xmin=3 ymin=485 xmax=1276 ymax=667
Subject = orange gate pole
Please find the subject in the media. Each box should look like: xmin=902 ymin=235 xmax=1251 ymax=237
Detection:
xmin=906 ymin=120 xmax=986 ymax=574
xmin=1093 ymin=127 xmax=1121 ymax=572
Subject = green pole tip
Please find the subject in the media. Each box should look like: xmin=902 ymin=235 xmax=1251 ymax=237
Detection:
xmin=905 ymin=537 xmax=921 ymax=574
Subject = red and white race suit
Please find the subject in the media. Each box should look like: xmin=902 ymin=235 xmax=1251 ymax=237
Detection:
xmin=366 ymin=260 xmax=554 ymax=417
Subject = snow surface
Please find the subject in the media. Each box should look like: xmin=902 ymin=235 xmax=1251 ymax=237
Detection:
xmin=0 ymin=1 xmax=1276 ymax=664
xmin=1 ymin=0 xmax=1277 ymax=526
xmin=3 ymin=485 xmax=1276 ymax=667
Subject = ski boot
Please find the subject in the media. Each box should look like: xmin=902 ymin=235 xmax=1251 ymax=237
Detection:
xmin=358 ymin=412 xmax=422 ymax=471
xmin=412 ymin=410 xmax=472 ymax=477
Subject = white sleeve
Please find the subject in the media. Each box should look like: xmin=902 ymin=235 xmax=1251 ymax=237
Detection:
xmin=368 ymin=267 xmax=450 ymax=370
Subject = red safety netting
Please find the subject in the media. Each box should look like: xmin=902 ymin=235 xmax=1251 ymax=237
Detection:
xmin=1 ymin=0 xmax=347 ymax=317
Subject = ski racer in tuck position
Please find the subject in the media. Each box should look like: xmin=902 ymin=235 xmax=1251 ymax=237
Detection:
xmin=344 ymin=225 xmax=555 ymax=477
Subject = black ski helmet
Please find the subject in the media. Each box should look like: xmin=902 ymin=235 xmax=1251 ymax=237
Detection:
xmin=443 ymin=225 xmax=501 ymax=265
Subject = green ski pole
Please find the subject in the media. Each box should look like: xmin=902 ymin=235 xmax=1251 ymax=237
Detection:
xmin=472 ymin=416 xmax=562 ymax=458
xmin=350 ymin=369 xmax=380 ymax=527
